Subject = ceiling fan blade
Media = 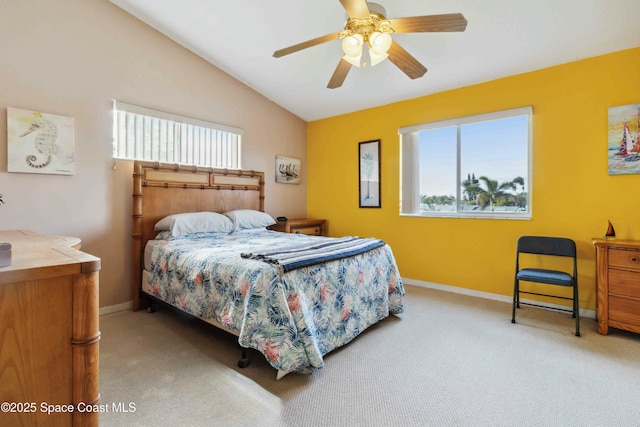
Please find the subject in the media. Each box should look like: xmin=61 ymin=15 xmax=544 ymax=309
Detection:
xmin=387 ymin=40 xmax=427 ymax=79
xmin=273 ymin=32 xmax=342 ymax=58
xmin=327 ymin=58 xmax=352 ymax=89
xmin=339 ymin=0 xmax=370 ymax=19
xmin=389 ymin=13 xmax=468 ymax=33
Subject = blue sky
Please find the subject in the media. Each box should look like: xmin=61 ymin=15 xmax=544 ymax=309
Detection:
xmin=419 ymin=115 xmax=529 ymax=197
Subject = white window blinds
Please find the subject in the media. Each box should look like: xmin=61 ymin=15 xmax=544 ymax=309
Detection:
xmin=112 ymin=101 xmax=242 ymax=169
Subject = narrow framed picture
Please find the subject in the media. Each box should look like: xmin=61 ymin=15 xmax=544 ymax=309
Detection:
xmin=608 ymin=103 xmax=640 ymax=175
xmin=359 ymin=139 xmax=381 ymax=208
xmin=275 ymin=155 xmax=301 ymax=184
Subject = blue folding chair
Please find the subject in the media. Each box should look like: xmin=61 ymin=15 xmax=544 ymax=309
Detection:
xmin=511 ymin=236 xmax=580 ymax=336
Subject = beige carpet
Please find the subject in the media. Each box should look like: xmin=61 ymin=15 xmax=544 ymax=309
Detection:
xmin=99 ymin=286 xmax=640 ymax=426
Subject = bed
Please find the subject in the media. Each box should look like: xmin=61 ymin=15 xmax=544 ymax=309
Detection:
xmin=132 ymin=160 xmax=404 ymax=378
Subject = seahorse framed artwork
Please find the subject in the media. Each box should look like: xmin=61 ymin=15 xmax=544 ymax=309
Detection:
xmin=7 ymin=107 xmax=75 ymax=175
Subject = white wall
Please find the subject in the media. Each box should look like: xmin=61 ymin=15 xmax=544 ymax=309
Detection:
xmin=0 ymin=0 xmax=307 ymax=307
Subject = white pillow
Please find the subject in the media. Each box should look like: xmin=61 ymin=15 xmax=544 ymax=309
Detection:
xmin=154 ymin=212 xmax=234 ymax=236
xmin=223 ymin=209 xmax=275 ymax=231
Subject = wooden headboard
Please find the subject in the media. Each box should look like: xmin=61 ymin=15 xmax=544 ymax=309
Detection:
xmin=131 ymin=160 xmax=265 ymax=310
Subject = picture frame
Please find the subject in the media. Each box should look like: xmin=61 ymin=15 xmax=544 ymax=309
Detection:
xmin=359 ymin=139 xmax=381 ymax=208
xmin=7 ymin=107 xmax=75 ymax=175
xmin=275 ymin=155 xmax=301 ymax=184
xmin=607 ymin=103 xmax=640 ymax=175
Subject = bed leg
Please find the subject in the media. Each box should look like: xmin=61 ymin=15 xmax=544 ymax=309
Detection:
xmin=145 ymin=297 xmax=156 ymax=313
xmin=237 ymin=347 xmax=249 ymax=368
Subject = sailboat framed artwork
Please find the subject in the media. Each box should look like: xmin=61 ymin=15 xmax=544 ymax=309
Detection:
xmin=275 ymin=155 xmax=301 ymax=184
xmin=7 ymin=107 xmax=75 ymax=175
xmin=608 ymin=103 xmax=640 ymax=175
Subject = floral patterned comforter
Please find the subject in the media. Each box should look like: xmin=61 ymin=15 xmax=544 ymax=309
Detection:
xmin=147 ymin=230 xmax=404 ymax=375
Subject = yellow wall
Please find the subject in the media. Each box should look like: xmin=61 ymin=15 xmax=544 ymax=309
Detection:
xmin=307 ymin=47 xmax=640 ymax=310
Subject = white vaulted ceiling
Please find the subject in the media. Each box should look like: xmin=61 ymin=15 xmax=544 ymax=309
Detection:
xmin=110 ymin=0 xmax=640 ymax=121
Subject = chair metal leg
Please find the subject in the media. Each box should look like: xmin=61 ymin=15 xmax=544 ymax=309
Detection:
xmin=511 ymin=279 xmax=519 ymax=324
xmin=574 ymin=284 xmax=580 ymax=337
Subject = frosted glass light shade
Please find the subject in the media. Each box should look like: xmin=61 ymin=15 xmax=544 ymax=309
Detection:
xmin=369 ymin=50 xmax=389 ymax=66
xmin=342 ymin=34 xmax=364 ymax=56
xmin=342 ymin=34 xmax=364 ymax=67
xmin=343 ymin=52 xmax=362 ymax=67
xmin=370 ymin=32 xmax=392 ymax=55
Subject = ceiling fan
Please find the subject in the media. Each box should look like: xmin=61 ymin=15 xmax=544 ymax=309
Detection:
xmin=273 ymin=0 xmax=468 ymax=89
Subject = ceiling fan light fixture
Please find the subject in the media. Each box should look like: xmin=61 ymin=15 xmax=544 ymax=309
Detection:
xmin=342 ymin=34 xmax=363 ymax=56
xmin=272 ymin=1 xmax=468 ymax=89
xmin=341 ymin=33 xmax=364 ymax=67
xmin=369 ymin=50 xmax=388 ymax=66
xmin=343 ymin=52 xmax=363 ymax=67
xmin=369 ymin=31 xmax=392 ymax=55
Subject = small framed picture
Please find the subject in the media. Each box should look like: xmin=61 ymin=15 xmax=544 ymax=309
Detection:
xmin=275 ymin=155 xmax=301 ymax=184
xmin=359 ymin=139 xmax=381 ymax=208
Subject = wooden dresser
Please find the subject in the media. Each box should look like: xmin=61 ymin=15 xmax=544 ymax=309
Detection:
xmin=593 ymin=238 xmax=640 ymax=335
xmin=0 ymin=230 xmax=100 ymax=427
xmin=269 ymin=218 xmax=327 ymax=236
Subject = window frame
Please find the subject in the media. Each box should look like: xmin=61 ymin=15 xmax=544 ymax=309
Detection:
xmin=112 ymin=101 xmax=243 ymax=169
xmin=399 ymin=106 xmax=532 ymax=220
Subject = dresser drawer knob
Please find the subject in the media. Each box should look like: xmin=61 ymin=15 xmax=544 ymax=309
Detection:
xmin=632 ymin=256 xmax=639 ymax=263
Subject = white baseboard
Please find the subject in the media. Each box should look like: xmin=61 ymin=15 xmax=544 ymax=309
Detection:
xmin=97 ymin=281 xmax=595 ymax=319
xmin=402 ymin=277 xmax=596 ymax=319
xmin=99 ymin=301 xmax=132 ymax=316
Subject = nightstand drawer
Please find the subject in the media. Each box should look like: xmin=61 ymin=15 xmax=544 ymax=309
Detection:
xmin=267 ymin=219 xmax=327 ymax=236
xmin=291 ymin=226 xmax=322 ymax=236
xmin=609 ymin=248 xmax=640 ymax=271
xmin=609 ymin=269 xmax=640 ymax=298
xmin=609 ymin=295 xmax=640 ymax=325
xmin=594 ymin=238 xmax=640 ymax=335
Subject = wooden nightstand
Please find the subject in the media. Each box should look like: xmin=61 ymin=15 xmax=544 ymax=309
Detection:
xmin=269 ymin=218 xmax=327 ymax=236
xmin=593 ymin=238 xmax=640 ymax=335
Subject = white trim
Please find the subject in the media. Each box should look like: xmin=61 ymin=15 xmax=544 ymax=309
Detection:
xmin=398 ymin=106 xmax=532 ymax=134
xmin=112 ymin=101 xmax=242 ymax=169
xmin=114 ymin=101 xmax=243 ymax=135
xmin=399 ymin=212 xmax=532 ymax=220
xmin=99 ymin=301 xmax=132 ymax=316
xmin=97 ymin=280 xmax=594 ymax=320
xmin=402 ymin=277 xmax=595 ymax=319
xmin=398 ymin=106 xmax=532 ymax=219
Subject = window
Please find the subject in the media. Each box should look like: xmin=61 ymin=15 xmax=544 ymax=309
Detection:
xmin=400 ymin=106 xmax=531 ymax=219
xmin=113 ymin=101 xmax=242 ymax=169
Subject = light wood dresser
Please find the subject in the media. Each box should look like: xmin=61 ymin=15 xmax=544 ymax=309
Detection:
xmin=0 ymin=229 xmax=100 ymax=427
xmin=593 ymin=238 xmax=640 ymax=335
xmin=269 ymin=218 xmax=327 ymax=236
